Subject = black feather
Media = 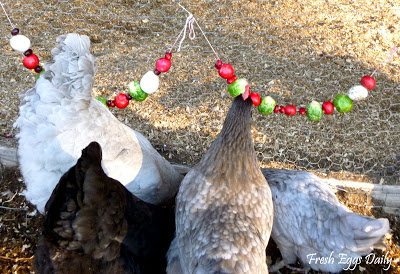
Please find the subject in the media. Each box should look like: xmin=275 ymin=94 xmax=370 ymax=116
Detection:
xmin=35 ymin=142 xmax=175 ymax=273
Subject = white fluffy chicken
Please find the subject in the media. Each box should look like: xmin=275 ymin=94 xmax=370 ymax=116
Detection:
xmin=173 ymin=96 xmax=274 ymax=273
xmin=14 ymin=33 xmax=183 ymax=213
xmin=262 ymin=168 xmax=390 ymax=273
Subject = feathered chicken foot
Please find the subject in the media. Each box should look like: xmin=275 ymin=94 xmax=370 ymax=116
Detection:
xmin=269 ymin=259 xmax=308 ymax=273
xmin=269 ymin=259 xmax=286 ymax=273
xmin=285 ymin=265 xmax=309 ymax=273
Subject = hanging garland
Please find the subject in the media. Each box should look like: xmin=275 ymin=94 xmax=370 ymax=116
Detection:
xmin=98 ymin=51 xmax=173 ymax=108
xmin=1 ymin=1 xmax=43 ymax=74
xmin=2 ymin=2 xmax=399 ymax=122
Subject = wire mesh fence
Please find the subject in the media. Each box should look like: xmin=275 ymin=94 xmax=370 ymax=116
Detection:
xmin=0 ymin=1 xmax=399 ymax=196
xmin=0 ymin=1 xmax=400 ymax=272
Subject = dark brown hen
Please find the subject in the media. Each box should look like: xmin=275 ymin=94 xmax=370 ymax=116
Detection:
xmin=34 ymin=142 xmax=175 ymax=274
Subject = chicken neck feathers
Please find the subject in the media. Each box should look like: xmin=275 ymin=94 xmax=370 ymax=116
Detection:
xmin=175 ymin=97 xmax=273 ymax=273
xmin=198 ymin=96 xmax=265 ymax=189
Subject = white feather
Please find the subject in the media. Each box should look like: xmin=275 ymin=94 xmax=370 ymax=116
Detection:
xmin=15 ymin=33 xmax=183 ymax=213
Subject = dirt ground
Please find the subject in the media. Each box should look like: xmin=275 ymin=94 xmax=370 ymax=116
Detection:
xmin=0 ymin=0 xmax=399 ymax=273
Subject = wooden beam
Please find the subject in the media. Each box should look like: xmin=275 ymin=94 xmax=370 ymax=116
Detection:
xmin=0 ymin=145 xmax=18 ymax=167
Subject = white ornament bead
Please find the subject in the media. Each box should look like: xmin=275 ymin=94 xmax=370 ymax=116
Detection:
xmin=140 ymin=71 xmax=159 ymax=94
xmin=10 ymin=35 xmax=31 ymax=53
xmin=348 ymin=85 xmax=368 ymax=101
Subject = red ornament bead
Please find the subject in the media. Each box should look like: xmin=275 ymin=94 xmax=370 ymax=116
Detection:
xmin=156 ymin=58 xmax=171 ymax=73
xmin=24 ymin=49 xmax=33 ymax=56
xmin=215 ymin=60 xmax=223 ymax=69
xmin=23 ymin=54 xmax=39 ymax=69
xmin=165 ymin=52 xmax=172 ymax=60
xmin=274 ymin=105 xmax=279 ymax=113
xmin=115 ymin=93 xmax=129 ymax=109
xmin=250 ymin=92 xmax=261 ymax=106
xmin=227 ymin=75 xmax=237 ymax=84
xmin=34 ymin=66 xmax=43 ymax=73
xmin=299 ymin=107 xmax=306 ymax=115
xmin=279 ymin=106 xmax=286 ymax=113
xmin=360 ymin=75 xmax=376 ymax=90
xmin=322 ymin=101 xmax=334 ymax=114
xmin=11 ymin=28 xmax=19 ymax=36
xmin=153 ymin=68 xmax=161 ymax=75
xmin=285 ymin=104 xmax=296 ymax=116
xmin=106 ymin=100 xmax=116 ymax=108
xmin=218 ymin=63 xmax=234 ymax=79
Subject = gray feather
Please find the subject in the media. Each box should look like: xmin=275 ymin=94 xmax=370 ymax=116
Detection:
xmin=262 ymin=168 xmax=390 ymax=273
xmin=173 ymin=97 xmax=273 ymax=273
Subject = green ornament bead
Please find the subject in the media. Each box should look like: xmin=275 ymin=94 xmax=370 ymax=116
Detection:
xmin=306 ymin=101 xmax=323 ymax=121
xmin=227 ymin=78 xmax=248 ymax=97
xmin=96 ymin=96 xmax=108 ymax=107
xmin=258 ymin=96 xmax=276 ymax=115
xmin=35 ymin=69 xmax=45 ymax=80
xmin=128 ymin=81 xmax=148 ymax=102
xmin=333 ymin=94 xmax=353 ymax=113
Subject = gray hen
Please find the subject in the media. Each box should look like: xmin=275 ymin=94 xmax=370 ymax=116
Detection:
xmin=172 ymin=96 xmax=274 ymax=273
xmin=263 ymin=168 xmax=390 ymax=273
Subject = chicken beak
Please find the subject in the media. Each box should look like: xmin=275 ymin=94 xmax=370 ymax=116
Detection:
xmin=242 ymin=84 xmax=250 ymax=100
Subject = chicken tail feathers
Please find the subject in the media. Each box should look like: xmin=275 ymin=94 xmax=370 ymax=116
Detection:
xmin=345 ymin=213 xmax=390 ymax=254
xmin=77 ymin=141 xmax=102 ymax=173
xmin=14 ymin=33 xmax=97 ymax=214
xmin=42 ymin=33 xmax=96 ymax=99
xmin=39 ymin=141 xmax=176 ymax=273
xmin=37 ymin=142 xmax=128 ymax=269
